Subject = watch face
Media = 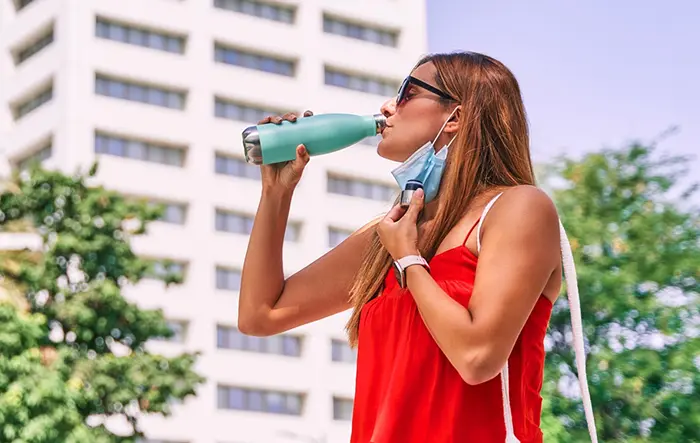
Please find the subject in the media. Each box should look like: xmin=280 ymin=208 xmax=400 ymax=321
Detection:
xmin=392 ymin=262 xmax=403 ymax=287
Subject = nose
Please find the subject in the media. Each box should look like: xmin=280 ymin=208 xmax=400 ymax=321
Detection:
xmin=380 ymin=97 xmax=397 ymax=118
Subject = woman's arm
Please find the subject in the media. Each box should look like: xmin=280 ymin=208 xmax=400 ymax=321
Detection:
xmin=238 ymin=188 xmax=380 ymax=337
xmin=238 ymin=110 xmax=382 ymax=337
xmin=382 ymin=185 xmax=561 ymax=384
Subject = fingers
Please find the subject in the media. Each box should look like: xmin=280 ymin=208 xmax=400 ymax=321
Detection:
xmin=291 ymin=144 xmax=310 ymax=173
xmin=404 ymin=188 xmax=424 ymax=221
xmin=258 ymin=110 xmax=314 ymax=125
xmin=384 ymin=203 xmax=407 ymax=223
xmin=282 ymin=112 xmax=298 ymax=122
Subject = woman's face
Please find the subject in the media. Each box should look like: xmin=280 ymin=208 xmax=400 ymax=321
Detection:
xmin=378 ymin=61 xmax=459 ymax=163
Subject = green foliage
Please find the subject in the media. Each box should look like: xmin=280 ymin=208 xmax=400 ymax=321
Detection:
xmin=0 ymin=164 xmax=205 ymax=442
xmin=540 ymin=144 xmax=700 ymax=442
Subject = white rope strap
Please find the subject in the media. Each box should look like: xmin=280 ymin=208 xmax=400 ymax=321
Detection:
xmin=476 ymin=195 xmax=598 ymax=442
xmin=559 ymin=221 xmax=599 ymax=443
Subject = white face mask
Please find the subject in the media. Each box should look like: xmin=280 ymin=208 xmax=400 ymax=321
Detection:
xmin=390 ymin=106 xmax=460 ymax=203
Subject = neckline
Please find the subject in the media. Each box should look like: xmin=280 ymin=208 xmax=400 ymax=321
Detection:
xmin=430 ymin=244 xmax=478 ymax=263
xmin=428 ymin=245 xmax=555 ymax=307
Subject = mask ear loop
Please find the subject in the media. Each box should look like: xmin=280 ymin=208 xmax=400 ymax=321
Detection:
xmin=433 ymin=106 xmax=460 ymax=151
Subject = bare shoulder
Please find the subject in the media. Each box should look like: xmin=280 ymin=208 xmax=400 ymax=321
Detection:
xmin=487 ymin=185 xmax=560 ymax=239
xmin=498 ymin=185 xmax=557 ymax=218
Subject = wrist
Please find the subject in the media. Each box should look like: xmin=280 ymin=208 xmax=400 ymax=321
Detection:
xmin=262 ymin=186 xmax=294 ymax=201
xmin=393 ymin=248 xmax=421 ymax=261
xmin=405 ymin=264 xmax=428 ymax=284
xmin=392 ymin=253 xmax=429 ymax=288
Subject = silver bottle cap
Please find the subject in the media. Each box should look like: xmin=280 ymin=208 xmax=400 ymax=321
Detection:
xmin=242 ymin=125 xmax=263 ymax=165
xmin=373 ymin=114 xmax=387 ymax=134
xmin=400 ymin=179 xmax=423 ymax=208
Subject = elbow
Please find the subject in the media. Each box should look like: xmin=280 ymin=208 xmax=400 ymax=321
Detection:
xmin=457 ymin=348 xmax=501 ymax=386
xmin=237 ymin=310 xmax=274 ymax=337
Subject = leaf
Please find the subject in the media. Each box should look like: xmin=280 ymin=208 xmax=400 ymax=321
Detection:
xmin=0 ymin=163 xmax=205 ymax=442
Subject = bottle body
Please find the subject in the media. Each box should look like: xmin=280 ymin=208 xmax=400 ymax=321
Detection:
xmin=242 ymin=113 xmax=386 ymax=165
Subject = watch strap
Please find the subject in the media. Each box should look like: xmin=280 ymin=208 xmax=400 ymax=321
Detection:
xmin=394 ymin=255 xmax=430 ymax=288
xmin=396 ymin=255 xmax=430 ymax=271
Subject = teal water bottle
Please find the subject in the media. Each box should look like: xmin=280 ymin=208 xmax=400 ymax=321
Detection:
xmin=242 ymin=113 xmax=386 ymax=165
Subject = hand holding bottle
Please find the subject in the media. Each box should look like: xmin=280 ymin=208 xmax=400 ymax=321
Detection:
xmin=256 ymin=110 xmax=314 ymax=193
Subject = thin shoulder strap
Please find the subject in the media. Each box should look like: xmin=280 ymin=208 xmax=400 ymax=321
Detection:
xmin=476 ymin=192 xmax=504 ymax=253
xmin=461 ymin=219 xmax=481 ymax=247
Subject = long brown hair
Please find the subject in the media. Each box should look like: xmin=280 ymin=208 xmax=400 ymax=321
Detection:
xmin=345 ymin=51 xmax=536 ymax=347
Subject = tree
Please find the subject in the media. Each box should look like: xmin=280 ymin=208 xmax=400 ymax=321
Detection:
xmin=540 ymin=143 xmax=700 ymax=442
xmin=0 ymin=164 xmax=205 ymax=442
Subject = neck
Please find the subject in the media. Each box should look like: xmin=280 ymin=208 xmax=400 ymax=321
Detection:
xmin=421 ymin=198 xmax=440 ymax=221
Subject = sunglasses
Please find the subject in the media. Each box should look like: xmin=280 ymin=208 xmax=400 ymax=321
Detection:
xmin=396 ymin=75 xmax=457 ymax=106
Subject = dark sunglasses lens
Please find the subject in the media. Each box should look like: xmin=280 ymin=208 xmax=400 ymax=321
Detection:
xmin=397 ymin=78 xmax=409 ymax=104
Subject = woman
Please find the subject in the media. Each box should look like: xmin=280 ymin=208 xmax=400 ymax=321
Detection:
xmin=238 ymin=52 xmax=596 ymax=443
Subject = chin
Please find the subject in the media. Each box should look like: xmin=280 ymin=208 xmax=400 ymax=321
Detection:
xmin=377 ymin=141 xmax=403 ymax=162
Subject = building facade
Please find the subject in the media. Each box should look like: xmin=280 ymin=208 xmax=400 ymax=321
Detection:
xmin=0 ymin=0 xmax=427 ymax=442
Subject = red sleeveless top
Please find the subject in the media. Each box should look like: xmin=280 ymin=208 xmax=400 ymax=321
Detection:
xmin=350 ymin=214 xmax=553 ymax=443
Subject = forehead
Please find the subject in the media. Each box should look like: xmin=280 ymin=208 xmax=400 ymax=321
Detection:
xmin=410 ymin=61 xmax=437 ymax=84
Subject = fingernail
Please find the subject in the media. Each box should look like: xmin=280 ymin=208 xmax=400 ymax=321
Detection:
xmin=416 ymin=188 xmax=424 ymax=198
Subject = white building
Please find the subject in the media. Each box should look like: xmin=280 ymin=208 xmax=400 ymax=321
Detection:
xmin=0 ymin=1 xmax=427 ymax=442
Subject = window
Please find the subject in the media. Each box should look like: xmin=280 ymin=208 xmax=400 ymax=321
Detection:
xmin=333 ymin=397 xmax=354 ymax=421
xmin=328 ymin=227 xmax=352 ymax=248
xmin=215 ymin=210 xmax=253 ymax=235
xmin=15 ymin=0 xmax=36 ymax=11
xmin=214 ymin=43 xmax=294 ymax=76
xmin=95 ymin=18 xmax=186 ymax=54
xmin=215 ymin=267 xmax=241 ymax=291
xmin=284 ymin=222 xmax=301 ymax=242
xmin=15 ymin=27 xmax=54 ymax=65
xmin=14 ymin=84 xmax=53 ymax=120
xmin=360 ymin=134 xmax=382 ymax=148
xmin=331 ymin=338 xmax=357 ymax=363
xmin=323 ymin=15 xmax=398 ymax=47
xmin=214 ymin=97 xmax=284 ymax=123
xmin=215 ymin=153 xmax=261 ymax=180
xmin=214 ymin=0 xmax=295 ymax=24
xmin=217 ymin=325 xmax=302 ymax=357
xmin=17 ymin=143 xmax=52 ymax=171
xmin=151 ymin=201 xmax=187 ymax=224
xmin=327 ymin=175 xmax=396 ymax=201
xmin=94 ymin=133 xmax=186 ymax=167
xmin=324 ymin=67 xmax=398 ymax=96
xmin=147 ymin=260 xmax=186 ymax=281
xmin=217 ymin=386 xmax=303 ymax=415
xmin=215 ymin=209 xmax=300 ymax=241
xmin=95 ymin=75 xmax=186 ymax=109
xmin=162 ymin=320 xmax=188 ymax=343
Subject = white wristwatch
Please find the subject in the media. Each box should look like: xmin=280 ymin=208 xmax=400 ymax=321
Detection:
xmin=392 ymin=255 xmax=430 ymax=288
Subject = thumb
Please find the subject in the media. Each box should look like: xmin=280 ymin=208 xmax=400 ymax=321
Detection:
xmin=405 ymin=188 xmax=424 ymax=221
xmin=291 ymin=145 xmax=310 ymax=171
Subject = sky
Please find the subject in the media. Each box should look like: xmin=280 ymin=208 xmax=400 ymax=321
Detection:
xmin=427 ymin=0 xmax=699 ymax=194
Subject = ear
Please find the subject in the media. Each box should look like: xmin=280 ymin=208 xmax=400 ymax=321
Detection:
xmin=443 ymin=106 xmax=461 ymax=135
